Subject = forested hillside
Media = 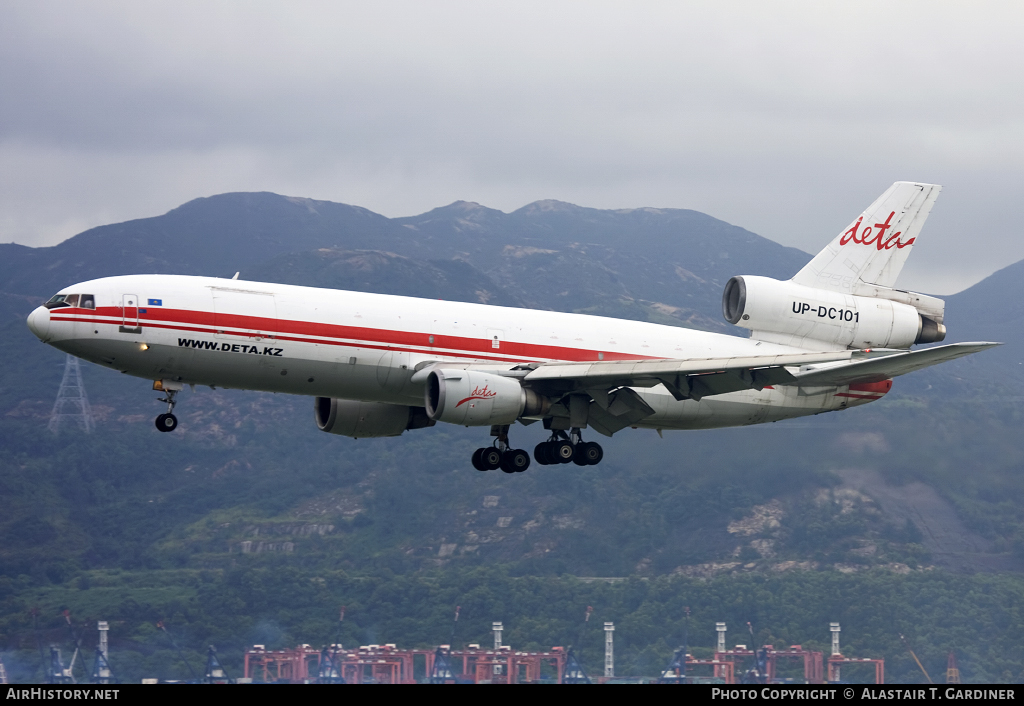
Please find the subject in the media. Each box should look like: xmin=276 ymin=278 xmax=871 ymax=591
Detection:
xmin=1 ymin=193 xmax=1022 ymax=683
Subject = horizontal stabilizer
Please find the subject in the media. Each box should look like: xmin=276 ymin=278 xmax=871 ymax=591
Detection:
xmin=790 ymin=342 xmax=1000 ymax=388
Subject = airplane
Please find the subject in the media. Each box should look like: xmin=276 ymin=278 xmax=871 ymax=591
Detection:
xmin=26 ymin=182 xmax=997 ymax=473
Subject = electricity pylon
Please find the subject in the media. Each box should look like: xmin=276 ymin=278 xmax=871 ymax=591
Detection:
xmin=48 ymin=355 xmax=94 ymax=434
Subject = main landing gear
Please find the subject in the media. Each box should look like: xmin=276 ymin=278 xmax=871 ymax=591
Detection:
xmin=472 ymin=427 xmax=605 ymax=472
xmin=155 ymin=387 xmax=179 ymax=433
xmin=534 ymin=429 xmax=603 ymax=466
xmin=472 ymin=425 xmax=531 ymax=474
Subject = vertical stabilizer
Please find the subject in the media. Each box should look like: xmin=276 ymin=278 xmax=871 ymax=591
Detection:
xmin=791 ymin=182 xmax=941 ymax=292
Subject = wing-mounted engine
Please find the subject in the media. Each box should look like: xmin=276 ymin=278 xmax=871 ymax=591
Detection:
xmin=315 ymin=397 xmax=434 ymax=438
xmin=424 ymin=369 xmax=548 ymax=426
xmin=722 ymin=275 xmax=946 ymax=349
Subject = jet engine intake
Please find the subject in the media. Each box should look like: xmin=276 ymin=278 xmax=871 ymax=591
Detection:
xmin=425 ymin=369 xmax=545 ymax=426
xmin=722 ymin=275 xmax=945 ymax=349
xmin=314 ymin=397 xmax=434 ymax=438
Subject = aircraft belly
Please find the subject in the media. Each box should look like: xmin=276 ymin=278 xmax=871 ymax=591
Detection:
xmin=48 ymin=331 xmax=423 ymax=405
xmin=50 ymin=337 xmax=168 ymax=380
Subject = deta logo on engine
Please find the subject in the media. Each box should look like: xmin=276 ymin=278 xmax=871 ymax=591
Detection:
xmin=455 ymin=385 xmax=499 ymax=408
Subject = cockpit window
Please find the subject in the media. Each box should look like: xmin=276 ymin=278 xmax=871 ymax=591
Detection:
xmin=44 ymin=294 xmax=69 ymax=309
xmin=43 ymin=293 xmax=95 ymax=309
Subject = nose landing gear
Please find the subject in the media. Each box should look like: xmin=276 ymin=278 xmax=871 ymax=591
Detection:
xmin=154 ymin=382 xmax=181 ymax=433
xmin=472 ymin=425 xmax=530 ymax=473
xmin=533 ymin=429 xmax=603 ymax=466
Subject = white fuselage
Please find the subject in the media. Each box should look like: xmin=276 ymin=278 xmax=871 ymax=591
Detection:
xmin=26 ymin=274 xmax=887 ymax=431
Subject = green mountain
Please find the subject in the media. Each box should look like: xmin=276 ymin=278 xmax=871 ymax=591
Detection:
xmin=1 ymin=193 xmax=1022 ymax=684
xmin=0 ymin=192 xmax=810 ymax=331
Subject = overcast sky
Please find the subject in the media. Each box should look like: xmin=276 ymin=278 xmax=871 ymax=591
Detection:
xmin=2 ymin=1 xmax=1022 ymax=294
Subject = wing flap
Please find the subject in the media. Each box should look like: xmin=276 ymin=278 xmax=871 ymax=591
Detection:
xmin=587 ymin=388 xmax=655 ymax=437
xmin=524 ymin=350 xmax=858 ymax=402
xmin=524 ymin=350 xmax=857 ymax=386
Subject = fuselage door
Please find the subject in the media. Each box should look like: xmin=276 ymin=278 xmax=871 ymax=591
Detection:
xmin=120 ymin=294 xmax=141 ymax=333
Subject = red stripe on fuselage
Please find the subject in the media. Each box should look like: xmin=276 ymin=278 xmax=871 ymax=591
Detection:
xmin=50 ymin=306 xmax=663 ymax=364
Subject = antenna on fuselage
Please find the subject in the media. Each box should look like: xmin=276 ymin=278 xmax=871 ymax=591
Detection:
xmin=231 ymin=272 xmax=239 ymax=280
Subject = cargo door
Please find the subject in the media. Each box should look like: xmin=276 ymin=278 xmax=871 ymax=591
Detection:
xmin=212 ymin=289 xmax=278 ymax=341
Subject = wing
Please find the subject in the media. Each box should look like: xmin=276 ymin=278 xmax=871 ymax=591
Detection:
xmin=521 ymin=342 xmax=999 ymax=398
xmin=411 ymin=342 xmax=998 ymax=436
xmin=521 ymin=342 xmax=997 ymax=435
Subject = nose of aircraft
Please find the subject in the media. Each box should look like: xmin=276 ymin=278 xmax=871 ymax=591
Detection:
xmin=27 ymin=306 xmax=51 ymax=341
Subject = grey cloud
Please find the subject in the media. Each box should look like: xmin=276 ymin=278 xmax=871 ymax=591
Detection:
xmin=2 ymin=1 xmax=1023 ymax=294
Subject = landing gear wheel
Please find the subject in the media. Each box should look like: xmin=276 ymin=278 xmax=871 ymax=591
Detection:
xmin=572 ymin=444 xmax=589 ymax=466
xmin=581 ymin=441 xmax=603 ymax=465
xmin=480 ymin=447 xmax=502 ymax=470
xmin=474 ymin=425 xmax=529 ymax=473
xmin=472 ymin=448 xmax=488 ymax=471
xmin=500 ymin=449 xmax=530 ymax=474
xmin=511 ymin=449 xmax=530 ymax=473
xmin=499 ymin=456 xmax=516 ymax=474
xmin=552 ymin=440 xmax=574 ymax=464
xmin=155 ymin=413 xmax=178 ymax=432
xmin=534 ymin=442 xmax=553 ymax=465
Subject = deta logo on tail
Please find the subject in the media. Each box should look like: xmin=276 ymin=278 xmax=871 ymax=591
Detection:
xmin=839 ymin=212 xmax=915 ymax=250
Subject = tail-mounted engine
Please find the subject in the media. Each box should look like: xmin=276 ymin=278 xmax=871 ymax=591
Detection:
xmin=315 ymin=397 xmax=434 ymax=438
xmin=722 ymin=275 xmax=946 ymax=349
xmin=424 ymin=369 xmax=548 ymax=426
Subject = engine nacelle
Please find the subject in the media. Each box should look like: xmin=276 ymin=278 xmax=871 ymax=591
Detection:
xmin=722 ymin=275 xmax=946 ymax=349
xmin=425 ymin=369 xmax=546 ymax=426
xmin=315 ymin=397 xmax=434 ymax=438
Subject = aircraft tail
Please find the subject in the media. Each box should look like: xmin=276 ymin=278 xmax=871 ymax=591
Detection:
xmin=791 ymin=182 xmax=941 ymax=293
